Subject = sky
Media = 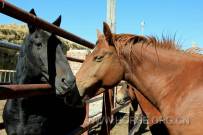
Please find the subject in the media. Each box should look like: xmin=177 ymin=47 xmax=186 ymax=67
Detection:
xmin=0 ymin=0 xmax=203 ymax=49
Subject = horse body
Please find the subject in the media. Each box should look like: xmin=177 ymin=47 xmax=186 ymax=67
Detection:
xmin=119 ymin=39 xmax=203 ymax=135
xmin=76 ymin=22 xmax=203 ymax=135
xmin=3 ymin=9 xmax=84 ymax=135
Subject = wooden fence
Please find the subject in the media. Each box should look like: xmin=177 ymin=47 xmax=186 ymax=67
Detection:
xmin=0 ymin=1 xmax=135 ymax=135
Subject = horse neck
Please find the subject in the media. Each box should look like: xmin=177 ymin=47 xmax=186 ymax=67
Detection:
xmin=119 ymin=42 xmax=203 ymax=112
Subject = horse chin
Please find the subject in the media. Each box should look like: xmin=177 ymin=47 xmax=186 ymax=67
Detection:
xmin=76 ymin=78 xmax=100 ymax=98
xmin=55 ymin=88 xmax=66 ymax=95
xmin=76 ymin=82 xmax=89 ymax=98
xmin=64 ymin=89 xmax=84 ymax=108
xmin=55 ymin=78 xmax=71 ymax=96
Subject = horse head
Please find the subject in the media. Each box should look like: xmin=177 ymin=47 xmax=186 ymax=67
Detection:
xmin=76 ymin=22 xmax=124 ymax=100
xmin=16 ymin=9 xmax=81 ymax=106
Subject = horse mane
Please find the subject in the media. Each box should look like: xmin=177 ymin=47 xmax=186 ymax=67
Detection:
xmin=111 ymin=34 xmax=203 ymax=66
xmin=185 ymin=46 xmax=203 ymax=54
xmin=112 ymin=34 xmax=181 ymax=53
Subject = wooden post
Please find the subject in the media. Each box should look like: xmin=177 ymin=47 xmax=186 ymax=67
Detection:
xmin=128 ymin=105 xmax=135 ymax=134
xmin=0 ymin=71 xmax=2 ymax=82
xmin=107 ymin=0 xmax=116 ymax=33
xmin=99 ymin=90 xmax=111 ymax=135
xmin=3 ymin=72 xmax=6 ymax=83
xmin=109 ymin=89 xmax=114 ymax=124
xmin=107 ymin=0 xmax=116 ymax=121
xmin=82 ymin=103 xmax=89 ymax=135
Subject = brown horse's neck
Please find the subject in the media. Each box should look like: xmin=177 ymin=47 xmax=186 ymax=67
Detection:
xmin=118 ymin=42 xmax=203 ymax=113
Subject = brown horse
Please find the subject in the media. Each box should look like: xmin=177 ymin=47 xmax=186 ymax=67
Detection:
xmin=116 ymin=82 xmax=131 ymax=105
xmin=76 ymin=22 xmax=203 ymax=135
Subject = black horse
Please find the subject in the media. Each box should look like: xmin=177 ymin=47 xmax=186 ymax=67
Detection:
xmin=3 ymin=9 xmax=85 ymax=135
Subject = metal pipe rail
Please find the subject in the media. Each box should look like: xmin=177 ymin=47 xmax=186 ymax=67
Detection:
xmin=0 ymin=40 xmax=20 ymax=50
xmin=0 ymin=84 xmax=130 ymax=132
xmin=0 ymin=70 xmax=16 ymax=73
xmin=0 ymin=84 xmax=53 ymax=99
xmin=0 ymin=84 xmax=105 ymax=100
xmin=66 ymin=56 xmax=84 ymax=63
xmin=0 ymin=0 xmax=95 ymax=49
xmin=69 ymin=101 xmax=131 ymax=135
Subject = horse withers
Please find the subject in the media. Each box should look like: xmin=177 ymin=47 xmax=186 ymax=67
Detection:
xmin=3 ymin=9 xmax=84 ymax=135
xmin=76 ymin=22 xmax=203 ymax=135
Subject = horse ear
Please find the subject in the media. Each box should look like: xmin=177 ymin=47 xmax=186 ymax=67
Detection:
xmin=30 ymin=8 xmax=36 ymax=16
xmin=96 ymin=29 xmax=109 ymax=48
xmin=28 ymin=8 xmax=37 ymax=33
xmin=53 ymin=15 xmax=61 ymax=27
xmin=103 ymin=22 xmax=114 ymax=46
xmin=96 ymin=29 xmax=103 ymax=39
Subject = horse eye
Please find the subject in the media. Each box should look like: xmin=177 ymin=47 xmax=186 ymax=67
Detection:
xmin=35 ymin=34 xmax=39 ymax=39
xmin=95 ymin=56 xmax=104 ymax=62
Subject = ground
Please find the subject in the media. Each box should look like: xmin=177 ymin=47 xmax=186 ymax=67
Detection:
xmin=110 ymin=106 xmax=151 ymax=135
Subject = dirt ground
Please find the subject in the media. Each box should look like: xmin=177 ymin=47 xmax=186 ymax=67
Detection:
xmin=110 ymin=107 xmax=151 ymax=135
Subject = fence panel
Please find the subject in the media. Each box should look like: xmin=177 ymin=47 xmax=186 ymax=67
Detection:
xmin=0 ymin=70 xmax=16 ymax=84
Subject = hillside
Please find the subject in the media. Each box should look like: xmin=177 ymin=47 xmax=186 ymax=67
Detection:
xmin=0 ymin=24 xmax=88 ymax=49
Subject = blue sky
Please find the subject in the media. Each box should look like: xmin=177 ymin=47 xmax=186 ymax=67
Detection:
xmin=0 ymin=0 xmax=203 ymax=49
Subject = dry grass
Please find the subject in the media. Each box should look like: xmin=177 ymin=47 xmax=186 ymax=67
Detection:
xmin=0 ymin=24 xmax=27 ymax=45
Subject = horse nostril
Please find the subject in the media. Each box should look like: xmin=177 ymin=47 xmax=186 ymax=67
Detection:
xmin=61 ymin=78 xmax=68 ymax=86
xmin=61 ymin=78 xmax=66 ymax=83
xmin=61 ymin=77 xmax=76 ymax=90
